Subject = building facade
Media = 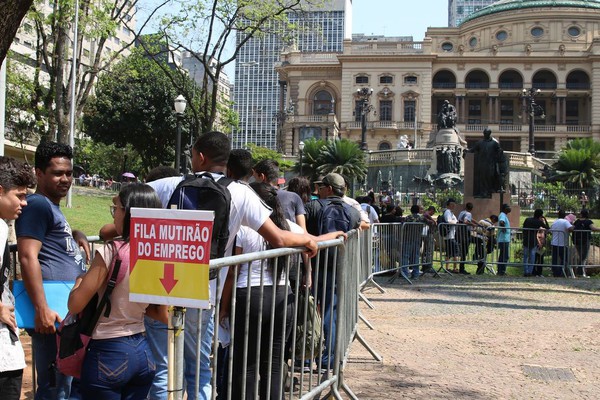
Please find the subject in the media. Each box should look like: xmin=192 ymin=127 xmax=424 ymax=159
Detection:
xmin=232 ymin=0 xmax=351 ymax=150
xmin=448 ymin=0 xmax=499 ymax=27
xmin=276 ymin=0 xmax=600 ymax=157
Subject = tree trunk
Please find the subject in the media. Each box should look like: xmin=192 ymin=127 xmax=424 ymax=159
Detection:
xmin=0 ymin=0 xmax=34 ymax=64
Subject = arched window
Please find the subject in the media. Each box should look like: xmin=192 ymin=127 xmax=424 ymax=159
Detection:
xmin=313 ymin=90 xmax=333 ymax=115
xmin=378 ymin=142 xmax=391 ymax=150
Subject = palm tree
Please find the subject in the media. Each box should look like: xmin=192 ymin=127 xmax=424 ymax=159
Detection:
xmin=293 ymin=138 xmax=326 ymax=181
xmin=317 ymin=139 xmax=367 ymax=182
xmin=551 ymin=138 xmax=600 ymax=188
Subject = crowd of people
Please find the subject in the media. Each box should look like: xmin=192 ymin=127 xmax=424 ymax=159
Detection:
xmin=1 ymin=134 xmax=599 ymax=399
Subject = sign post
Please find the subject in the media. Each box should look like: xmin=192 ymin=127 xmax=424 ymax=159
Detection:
xmin=129 ymin=208 xmax=214 ymax=400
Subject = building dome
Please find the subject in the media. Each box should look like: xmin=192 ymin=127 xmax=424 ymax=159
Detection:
xmin=461 ymin=0 xmax=600 ymax=25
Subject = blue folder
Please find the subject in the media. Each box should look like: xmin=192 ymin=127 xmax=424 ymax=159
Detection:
xmin=13 ymin=280 xmax=74 ymax=329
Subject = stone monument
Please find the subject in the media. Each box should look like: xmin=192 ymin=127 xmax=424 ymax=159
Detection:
xmin=424 ymin=100 xmax=467 ymax=188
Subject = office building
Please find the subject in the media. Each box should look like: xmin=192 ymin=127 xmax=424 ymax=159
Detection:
xmin=448 ymin=0 xmax=499 ymax=27
xmin=232 ymin=0 xmax=351 ymax=150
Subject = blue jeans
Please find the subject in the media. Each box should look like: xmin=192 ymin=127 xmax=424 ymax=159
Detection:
xmin=401 ymin=241 xmax=420 ymax=278
xmin=312 ymin=267 xmax=337 ymax=369
xmin=522 ymin=246 xmax=537 ymax=275
xmin=497 ymin=242 xmax=510 ymax=275
xmin=145 ymin=309 xmax=214 ymax=400
xmin=80 ymin=333 xmax=155 ymax=400
xmin=28 ymin=330 xmax=77 ymax=400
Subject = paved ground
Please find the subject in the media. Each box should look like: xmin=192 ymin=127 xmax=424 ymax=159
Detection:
xmin=342 ymin=274 xmax=600 ymax=399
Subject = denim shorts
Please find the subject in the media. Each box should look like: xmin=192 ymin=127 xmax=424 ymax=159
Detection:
xmin=80 ymin=333 xmax=156 ymax=400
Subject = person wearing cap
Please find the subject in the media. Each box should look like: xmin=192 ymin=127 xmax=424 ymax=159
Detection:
xmin=304 ymin=172 xmax=361 ymax=369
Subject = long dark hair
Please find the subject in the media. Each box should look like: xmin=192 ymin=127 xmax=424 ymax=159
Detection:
xmin=250 ymin=182 xmax=290 ymax=280
xmin=119 ymin=183 xmax=163 ymax=240
xmin=287 ymin=176 xmax=312 ymax=204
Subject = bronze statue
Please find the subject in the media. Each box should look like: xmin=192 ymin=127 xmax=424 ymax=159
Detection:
xmin=437 ymin=100 xmax=457 ymax=130
xmin=468 ymin=128 xmax=507 ymax=198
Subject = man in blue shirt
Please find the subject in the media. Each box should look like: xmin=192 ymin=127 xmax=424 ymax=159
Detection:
xmin=497 ymin=203 xmax=512 ymax=275
xmin=16 ymin=141 xmax=90 ymax=400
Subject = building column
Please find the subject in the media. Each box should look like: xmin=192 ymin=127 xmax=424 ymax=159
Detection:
xmin=561 ymin=97 xmax=567 ymax=125
xmin=488 ymin=97 xmax=493 ymax=123
xmin=556 ymin=97 xmax=561 ymax=125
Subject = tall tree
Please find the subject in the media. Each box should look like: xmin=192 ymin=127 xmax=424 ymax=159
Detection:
xmin=0 ymin=0 xmax=34 ymax=63
xmin=138 ymin=0 xmax=321 ymax=135
xmin=83 ymin=49 xmax=198 ymax=172
xmin=25 ymin=0 xmax=146 ymax=143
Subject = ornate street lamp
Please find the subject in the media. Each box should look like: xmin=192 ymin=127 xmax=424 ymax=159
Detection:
xmin=273 ymin=100 xmax=295 ymax=153
xmin=521 ymin=88 xmax=545 ymax=156
xmin=174 ymin=94 xmax=187 ymax=173
xmin=299 ymin=141 xmax=305 ymax=176
xmin=356 ymin=87 xmax=374 ymax=151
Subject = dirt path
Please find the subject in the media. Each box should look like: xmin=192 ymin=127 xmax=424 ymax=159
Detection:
xmin=343 ymin=275 xmax=600 ymax=399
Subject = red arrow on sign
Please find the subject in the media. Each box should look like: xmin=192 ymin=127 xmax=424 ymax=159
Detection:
xmin=160 ymin=263 xmax=179 ymax=294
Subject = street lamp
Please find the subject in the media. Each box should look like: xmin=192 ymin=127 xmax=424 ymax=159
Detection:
xmin=299 ymin=141 xmax=305 ymax=176
xmin=521 ymin=88 xmax=545 ymax=156
xmin=239 ymin=61 xmax=259 ymax=147
xmin=273 ymin=100 xmax=294 ymax=153
xmin=174 ymin=94 xmax=187 ymax=173
xmin=356 ymin=87 xmax=374 ymax=151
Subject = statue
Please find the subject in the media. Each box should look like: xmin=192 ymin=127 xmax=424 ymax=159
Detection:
xmin=437 ymin=100 xmax=457 ymax=130
xmin=468 ymin=128 xmax=507 ymax=198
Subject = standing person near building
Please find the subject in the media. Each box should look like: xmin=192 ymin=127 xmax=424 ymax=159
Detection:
xmin=522 ymin=209 xmax=550 ymax=277
xmin=579 ymin=192 xmax=589 ymax=209
xmin=473 ymin=215 xmax=498 ymax=275
xmin=358 ymin=196 xmax=379 ymax=224
xmin=16 ymin=142 xmax=90 ymax=400
xmin=67 ymin=184 xmax=168 ymax=399
xmin=340 ymin=176 xmax=370 ymax=229
xmin=550 ymin=210 xmax=575 ymax=277
xmin=146 ymin=131 xmax=317 ymax=400
xmin=572 ymin=209 xmax=600 ymax=276
xmin=457 ymin=202 xmax=476 ymax=274
xmin=420 ymin=206 xmax=437 ymax=273
xmin=0 ymin=157 xmax=36 ymax=400
xmin=496 ymin=204 xmax=512 ymax=276
xmin=304 ymin=173 xmax=361 ymax=370
xmin=441 ymin=199 xmax=460 ymax=273
xmin=253 ymin=159 xmax=307 ymax=230
xmin=403 ymin=205 xmax=427 ymax=279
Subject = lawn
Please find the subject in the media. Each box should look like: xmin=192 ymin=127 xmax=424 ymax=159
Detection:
xmin=60 ymin=187 xmax=114 ymax=237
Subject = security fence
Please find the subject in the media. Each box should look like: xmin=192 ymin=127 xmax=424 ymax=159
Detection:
xmin=9 ymin=231 xmax=378 ymax=400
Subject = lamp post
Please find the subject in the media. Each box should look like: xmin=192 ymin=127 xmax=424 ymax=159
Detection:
xmin=356 ymin=87 xmax=374 ymax=151
xmin=239 ymin=61 xmax=259 ymax=147
xmin=521 ymin=88 xmax=545 ymax=156
xmin=273 ymin=100 xmax=294 ymax=153
xmin=299 ymin=141 xmax=305 ymax=176
xmin=174 ymin=95 xmax=187 ymax=174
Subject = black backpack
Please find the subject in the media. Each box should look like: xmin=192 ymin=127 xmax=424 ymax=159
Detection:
xmin=437 ymin=211 xmax=449 ymax=237
xmin=167 ymin=173 xmax=234 ymax=279
xmin=316 ymin=198 xmax=353 ymax=235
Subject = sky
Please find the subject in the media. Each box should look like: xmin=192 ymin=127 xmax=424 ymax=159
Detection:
xmin=352 ymin=0 xmax=449 ymax=40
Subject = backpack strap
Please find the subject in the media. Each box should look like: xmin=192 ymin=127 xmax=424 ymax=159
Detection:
xmin=91 ymin=242 xmax=128 ymax=325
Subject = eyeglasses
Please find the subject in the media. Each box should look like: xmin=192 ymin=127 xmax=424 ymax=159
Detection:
xmin=109 ymin=204 xmax=124 ymax=217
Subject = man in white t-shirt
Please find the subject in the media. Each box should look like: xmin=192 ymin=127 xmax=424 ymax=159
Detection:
xmin=442 ymin=198 xmax=460 ymax=273
xmin=147 ymin=131 xmax=317 ymax=400
xmin=550 ymin=209 xmax=574 ymax=277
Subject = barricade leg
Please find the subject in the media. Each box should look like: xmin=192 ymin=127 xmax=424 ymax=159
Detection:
xmin=168 ymin=306 xmax=185 ymax=400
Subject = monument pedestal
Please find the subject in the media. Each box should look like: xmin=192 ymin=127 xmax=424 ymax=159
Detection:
xmin=462 ymin=153 xmax=520 ymax=227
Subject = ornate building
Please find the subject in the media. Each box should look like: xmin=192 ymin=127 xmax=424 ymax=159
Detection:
xmin=276 ymin=0 xmax=600 ymax=157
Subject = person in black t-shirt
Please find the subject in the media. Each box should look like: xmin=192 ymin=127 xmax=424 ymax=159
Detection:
xmin=572 ymin=209 xmax=600 ymax=275
xmin=522 ymin=209 xmax=549 ymax=277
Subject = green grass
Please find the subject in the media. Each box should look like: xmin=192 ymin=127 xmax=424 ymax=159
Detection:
xmin=60 ymin=187 xmax=114 ymax=237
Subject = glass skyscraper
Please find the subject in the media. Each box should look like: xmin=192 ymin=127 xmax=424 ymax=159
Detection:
xmin=448 ymin=0 xmax=499 ymax=27
xmin=232 ymin=1 xmax=348 ymax=150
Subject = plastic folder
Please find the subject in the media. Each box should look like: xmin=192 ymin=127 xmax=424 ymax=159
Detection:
xmin=13 ymin=280 xmax=74 ymax=329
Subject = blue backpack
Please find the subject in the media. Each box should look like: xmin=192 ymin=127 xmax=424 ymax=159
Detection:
xmin=316 ymin=198 xmax=353 ymax=235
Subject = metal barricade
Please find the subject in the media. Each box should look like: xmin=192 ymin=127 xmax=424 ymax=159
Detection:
xmin=437 ymin=222 xmax=492 ymax=275
xmin=388 ymin=222 xmax=427 ymax=284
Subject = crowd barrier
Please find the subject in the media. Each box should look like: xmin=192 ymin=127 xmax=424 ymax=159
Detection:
xmin=368 ymin=222 xmax=600 ymax=280
xmin=9 ymin=231 xmax=378 ymax=400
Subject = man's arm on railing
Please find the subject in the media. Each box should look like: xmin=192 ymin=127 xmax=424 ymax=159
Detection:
xmin=257 ymin=218 xmax=318 ymax=258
